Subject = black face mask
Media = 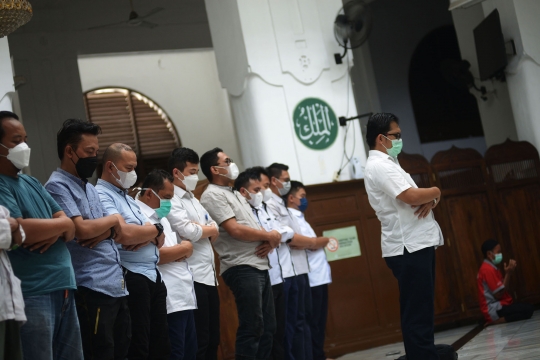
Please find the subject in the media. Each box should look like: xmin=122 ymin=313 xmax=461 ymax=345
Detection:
xmin=72 ymin=153 xmax=98 ymax=179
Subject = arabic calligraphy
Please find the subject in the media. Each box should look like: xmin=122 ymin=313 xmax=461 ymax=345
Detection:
xmin=293 ymin=98 xmax=338 ymax=150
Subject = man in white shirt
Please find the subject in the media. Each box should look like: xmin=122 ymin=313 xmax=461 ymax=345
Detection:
xmin=286 ymin=181 xmax=331 ymax=360
xmin=0 ymin=205 xmax=25 ymax=360
xmin=266 ymin=163 xmax=328 ymax=360
xmin=136 ymin=169 xmax=197 ymax=360
xmin=234 ymin=167 xmax=295 ymax=360
xmin=166 ymin=148 xmax=221 ymax=360
xmin=364 ymin=113 xmax=443 ymax=360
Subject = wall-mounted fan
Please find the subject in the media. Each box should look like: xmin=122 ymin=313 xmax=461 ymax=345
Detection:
xmin=333 ymin=0 xmax=373 ymax=64
xmin=89 ymin=0 xmax=163 ymax=30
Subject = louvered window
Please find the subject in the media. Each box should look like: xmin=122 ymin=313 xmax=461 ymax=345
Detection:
xmin=83 ymin=88 xmax=181 ymax=180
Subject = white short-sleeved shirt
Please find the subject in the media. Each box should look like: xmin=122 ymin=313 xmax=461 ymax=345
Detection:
xmin=252 ymin=204 xmax=295 ymax=286
xmin=137 ymin=200 xmax=197 ymax=313
xmin=266 ymin=193 xmax=310 ymax=276
xmin=289 ymin=208 xmax=332 ymax=287
xmin=364 ymin=150 xmax=444 ymax=257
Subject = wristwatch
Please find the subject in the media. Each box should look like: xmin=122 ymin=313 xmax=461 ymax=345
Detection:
xmin=154 ymin=223 xmax=164 ymax=238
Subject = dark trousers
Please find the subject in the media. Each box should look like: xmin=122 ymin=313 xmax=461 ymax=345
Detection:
xmin=75 ymin=287 xmax=131 ymax=360
xmin=168 ymin=310 xmax=197 ymax=360
xmin=193 ymin=282 xmax=220 ymax=360
xmin=222 ymin=265 xmax=276 ymax=360
xmin=271 ymin=283 xmax=285 ymax=360
xmin=385 ymin=247 xmax=438 ymax=360
xmin=125 ymin=270 xmax=170 ymax=360
xmin=282 ymin=277 xmax=296 ymax=360
xmin=291 ymin=274 xmax=313 ymax=360
xmin=497 ymin=303 xmax=534 ymax=323
xmin=0 ymin=320 xmax=23 ymax=360
xmin=309 ymin=284 xmax=328 ymax=360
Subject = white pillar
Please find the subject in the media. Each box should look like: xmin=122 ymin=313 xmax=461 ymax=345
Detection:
xmin=205 ymin=0 xmax=368 ymax=185
xmin=0 ymin=38 xmax=15 ymax=112
xmin=482 ymin=0 xmax=540 ymax=150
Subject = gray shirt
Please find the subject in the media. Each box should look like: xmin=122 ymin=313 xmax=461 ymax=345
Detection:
xmin=200 ymin=184 xmax=269 ymax=275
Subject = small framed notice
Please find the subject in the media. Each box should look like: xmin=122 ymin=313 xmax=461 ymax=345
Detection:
xmin=323 ymin=226 xmax=361 ymax=262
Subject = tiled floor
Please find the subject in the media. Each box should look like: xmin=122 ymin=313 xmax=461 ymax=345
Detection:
xmin=339 ymin=310 xmax=539 ymax=360
xmin=338 ymin=325 xmax=476 ymax=360
xmin=458 ymin=310 xmax=540 ymax=360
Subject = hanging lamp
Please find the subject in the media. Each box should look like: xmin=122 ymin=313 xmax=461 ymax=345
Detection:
xmin=0 ymin=0 xmax=33 ymax=38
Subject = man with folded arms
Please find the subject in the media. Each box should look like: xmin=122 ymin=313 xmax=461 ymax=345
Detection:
xmin=200 ymin=148 xmax=281 ymax=360
xmin=96 ymin=143 xmax=168 ymax=360
xmin=45 ymin=119 xmax=132 ymax=359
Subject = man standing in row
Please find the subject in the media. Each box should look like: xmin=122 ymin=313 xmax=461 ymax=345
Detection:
xmin=200 ymin=148 xmax=281 ymax=360
xmin=167 ymin=147 xmax=221 ymax=360
xmin=364 ymin=113 xmax=443 ymax=360
xmin=96 ymin=143 xmax=169 ymax=360
xmin=136 ymin=169 xmax=198 ymax=360
xmin=0 ymin=111 xmax=82 ymax=360
xmin=45 ymin=119 xmax=131 ymax=359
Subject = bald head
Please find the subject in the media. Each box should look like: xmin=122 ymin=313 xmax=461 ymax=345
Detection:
xmin=102 ymin=143 xmax=134 ymax=164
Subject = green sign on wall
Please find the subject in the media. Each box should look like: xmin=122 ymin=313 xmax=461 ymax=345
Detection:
xmin=293 ymin=98 xmax=338 ymax=150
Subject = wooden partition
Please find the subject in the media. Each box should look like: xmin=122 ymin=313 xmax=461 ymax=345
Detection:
xmin=191 ymin=140 xmax=540 ymax=359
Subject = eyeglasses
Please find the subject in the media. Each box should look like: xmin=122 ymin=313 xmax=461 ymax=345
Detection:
xmin=384 ymin=132 xmax=402 ymax=140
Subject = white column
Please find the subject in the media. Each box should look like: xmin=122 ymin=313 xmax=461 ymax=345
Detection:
xmin=0 ymin=38 xmax=15 ymax=111
xmin=205 ymin=0 xmax=368 ymax=185
xmin=482 ymin=0 xmax=540 ymax=150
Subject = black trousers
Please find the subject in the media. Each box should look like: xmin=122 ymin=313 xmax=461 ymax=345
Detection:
xmin=497 ymin=303 xmax=534 ymax=323
xmin=125 ymin=270 xmax=170 ymax=360
xmin=291 ymin=274 xmax=313 ymax=360
xmin=309 ymin=284 xmax=328 ymax=360
xmin=193 ymin=282 xmax=220 ymax=360
xmin=270 ymin=283 xmax=285 ymax=360
xmin=0 ymin=320 xmax=23 ymax=360
xmin=168 ymin=310 xmax=197 ymax=360
xmin=385 ymin=247 xmax=438 ymax=360
xmin=75 ymin=286 xmax=131 ymax=360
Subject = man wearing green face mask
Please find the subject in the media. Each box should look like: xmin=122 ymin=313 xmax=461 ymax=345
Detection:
xmin=136 ymin=169 xmax=197 ymax=360
xmin=364 ymin=113 xmax=444 ymax=360
xmin=478 ymin=239 xmax=534 ymax=326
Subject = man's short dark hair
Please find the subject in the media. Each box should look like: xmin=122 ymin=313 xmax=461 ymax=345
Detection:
xmin=140 ymin=169 xmax=174 ymax=196
xmin=168 ymin=147 xmax=199 ymax=173
xmin=234 ymin=169 xmax=260 ymax=192
xmin=0 ymin=111 xmax=20 ymax=142
xmin=365 ymin=113 xmax=399 ymax=149
xmin=481 ymin=239 xmax=499 ymax=258
xmin=288 ymin=180 xmax=305 ymax=197
xmin=200 ymin=147 xmax=222 ymax=182
xmin=247 ymin=166 xmax=270 ymax=181
xmin=266 ymin=163 xmax=289 ymax=180
xmin=57 ymin=119 xmax=102 ymax=160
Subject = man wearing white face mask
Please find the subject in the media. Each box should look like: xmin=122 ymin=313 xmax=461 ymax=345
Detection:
xmin=0 ymin=111 xmax=82 ymax=360
xmin=235 ymin=167 xmax=295 ymax=360
xmin=364 ymin=113 xmax=443 ymax=360
xmin=266 ymin=163 xmax=328 ymax=360
xmin=96 ymin=143 xmax=170 ymax=359
xmin=166 ymin=147 xmax=220 ymax=360
xmin=200 ymin=148 xmax=281 ymax=360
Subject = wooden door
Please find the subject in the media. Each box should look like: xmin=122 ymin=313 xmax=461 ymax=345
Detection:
xmin=431 ymin=147 xmax=500 ymax=318
xmin=485 ymin=140 xmax=540 ymax=304
xmin=398 ymin=152 xmax=461 ymax=324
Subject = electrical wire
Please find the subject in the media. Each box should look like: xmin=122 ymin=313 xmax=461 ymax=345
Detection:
xmin=337 ymin=54 xmax=355 ymax=176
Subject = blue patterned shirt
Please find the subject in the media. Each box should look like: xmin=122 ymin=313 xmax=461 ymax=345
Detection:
xmin=45 ymin=169 xmax=127 ymax=297
xmin=96 ymin=179 xmax=160 ymax=282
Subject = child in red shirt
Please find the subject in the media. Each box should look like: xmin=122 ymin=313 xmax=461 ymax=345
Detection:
xmin=477 ymin=239 xmax=534 ymax=326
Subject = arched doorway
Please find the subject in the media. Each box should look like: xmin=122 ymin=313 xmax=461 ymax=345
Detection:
xmin=83 ymin=88 xmax=181 ymax=181
xmin=409 ymin=25 xmax=484 ymax=143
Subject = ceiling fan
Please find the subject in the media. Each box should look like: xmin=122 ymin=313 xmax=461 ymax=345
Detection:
xmin=89 ymin=0 xmax=163 ymax=30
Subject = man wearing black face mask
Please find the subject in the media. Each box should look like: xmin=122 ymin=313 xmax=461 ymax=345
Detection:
xmin=45 ymin=119 xmax=131 ymax=359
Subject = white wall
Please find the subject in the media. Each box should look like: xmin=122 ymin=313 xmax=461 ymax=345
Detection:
xmin=78 ymin=50 xmax=243 ymax=172
xmin=0 ymin=38 xmax=15 ymax=111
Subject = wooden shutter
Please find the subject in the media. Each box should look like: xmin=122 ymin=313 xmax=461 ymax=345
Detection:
xmin=84 ymin=88 xmax=181 ymax=179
